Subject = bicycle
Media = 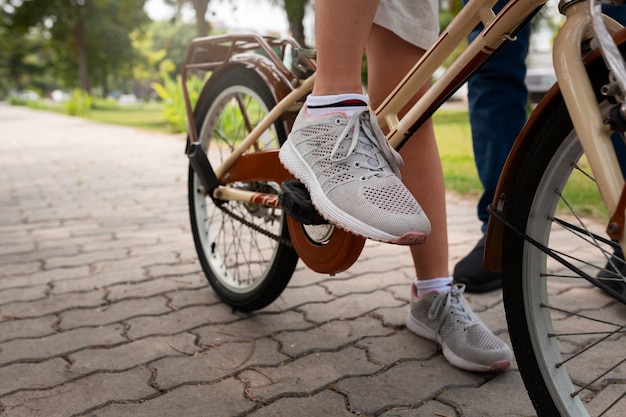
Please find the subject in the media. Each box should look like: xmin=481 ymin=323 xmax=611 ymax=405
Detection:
xmin=181 ymin=0 xmax=626 ymax=415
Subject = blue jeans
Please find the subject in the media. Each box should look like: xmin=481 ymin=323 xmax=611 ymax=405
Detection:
xmin=466 ymin=1 xmax=626 ymax=234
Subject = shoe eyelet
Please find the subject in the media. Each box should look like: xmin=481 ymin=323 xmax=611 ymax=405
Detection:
xmin=335 ymin=118 xmax=342 ymax=125
xmin=359 ymin=176 xmax=367 ymax=181
xmin=354 ymin=162 xmax=360 ymax=168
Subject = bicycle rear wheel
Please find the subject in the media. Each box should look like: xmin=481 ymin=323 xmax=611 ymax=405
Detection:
xmin=501 ymin=74 xmax=626 ymax=415
xmin=188 ymin=66 xmax=298 ymax=312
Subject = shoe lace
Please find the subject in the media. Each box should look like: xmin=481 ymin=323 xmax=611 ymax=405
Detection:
xmin=329 ymin=108 xmax=404 ymax=179
xmin=427 ymin=284 xmax=479 ymax=338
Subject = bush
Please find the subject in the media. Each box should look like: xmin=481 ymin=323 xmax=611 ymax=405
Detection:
xmin=64 ymin=89 xmax=93 ymax=116
xmin=152 ymin=73 xmax=204 ymax=133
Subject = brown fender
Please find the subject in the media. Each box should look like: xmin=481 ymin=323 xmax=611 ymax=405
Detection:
xmin=484 ymin=28 xmax=626 ymax=271
xmin=186 ymin=53 xmax=300 ymax=152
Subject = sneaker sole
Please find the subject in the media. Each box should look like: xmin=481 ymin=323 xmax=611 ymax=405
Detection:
xmin=279 ymin=141 xmax=428 ymax=246
xmin=405 ymin=311 xmax=511 ymax=373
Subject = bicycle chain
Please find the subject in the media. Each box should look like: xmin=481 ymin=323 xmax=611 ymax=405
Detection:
xmin=215 ymin=202 xmax=294 ymax=248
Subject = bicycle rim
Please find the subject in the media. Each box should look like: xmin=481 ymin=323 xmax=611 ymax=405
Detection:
xmin=502 ymin=99 xmax=626 ymax=416
xmin=188 ymin=68 xmax=298 ymax=311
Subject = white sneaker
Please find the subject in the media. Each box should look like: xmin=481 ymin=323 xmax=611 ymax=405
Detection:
xmin=279 ymin=106 xmax=431 ymax=245
xmin=406 ymin=284 xmax=512 ymax=372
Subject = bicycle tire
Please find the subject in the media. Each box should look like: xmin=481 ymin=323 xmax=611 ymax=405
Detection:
xmin=188 ymin=66 xmax=298 ymax=312
xmin=501 ymin=65 xmax=626 ymax=416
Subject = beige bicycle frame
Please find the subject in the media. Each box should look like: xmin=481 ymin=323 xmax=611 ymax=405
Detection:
xmin=206 ymin=0 xmax=626 ymax=255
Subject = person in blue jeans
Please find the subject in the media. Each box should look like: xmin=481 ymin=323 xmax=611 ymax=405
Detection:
xmin=454 ymin=0 xmax=626 ymax=296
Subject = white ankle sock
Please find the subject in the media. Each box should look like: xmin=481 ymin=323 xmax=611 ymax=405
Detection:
xmin=305 ymin=93 xmax=369 ymax=117
xmin=415 ymin=276 xmax=453 ymax=298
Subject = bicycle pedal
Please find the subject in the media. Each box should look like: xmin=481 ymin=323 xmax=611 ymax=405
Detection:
xmin=279 ymin=179 xmax=327 ymax=225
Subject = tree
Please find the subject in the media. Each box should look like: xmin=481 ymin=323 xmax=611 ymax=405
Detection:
xmin=3 ymin=0 xmax=149 ymax=94
xmin=165 ymin=0 xmax=211 ymax=37
xmin=283 ymin=0 xmax=308 ymax=47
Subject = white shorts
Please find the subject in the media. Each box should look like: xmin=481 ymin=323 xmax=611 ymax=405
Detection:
xmin=374 ymin=0 xmax=439 ymax=50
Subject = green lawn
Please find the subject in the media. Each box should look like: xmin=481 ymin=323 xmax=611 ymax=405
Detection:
xmin=433 ymin=108 xmax=482 ymax=198
xmin=88 ymin=101 xmax=170 ymax=131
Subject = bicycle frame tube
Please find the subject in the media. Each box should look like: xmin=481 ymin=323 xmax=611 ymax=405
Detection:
xmin=378 ymin=0 xmax=546 ymax=149
xmin=553 ymin=2 xmax=625 ymax=249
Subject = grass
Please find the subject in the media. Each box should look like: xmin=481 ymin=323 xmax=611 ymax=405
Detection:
xmin=433 ymin=107 xmax=482 ymax=198
xmin=88 ymin=101 xmax=169 ymax=132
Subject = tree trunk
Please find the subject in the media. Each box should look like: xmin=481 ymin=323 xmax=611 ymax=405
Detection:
xmin=191 ymin=0 xmax=210 ymax=37
xmin=74 ymin=6 xmax=90 ymax=92
xmin=284 ymin=0 xmax=307 ymax=47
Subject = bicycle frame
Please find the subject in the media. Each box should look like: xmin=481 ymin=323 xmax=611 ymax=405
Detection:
xmin=181 ymin=0 xmax=626 ymax=274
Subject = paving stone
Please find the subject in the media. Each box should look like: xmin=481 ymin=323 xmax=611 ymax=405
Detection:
xmin=274 ymin=316 xmax=395 ymax=357
xmin=356 ymin=330 xmax=438 ymax=364
xmin=240 ymin=346 xmax=381 ymax=402
xmin=300 ymin=290 xmax=406 ymax=323
xmin=152 ymin=338 xmax=288 ymax=390
xmin=323 ymin=271 xmax=412 ymax=297
xmin=0 ymin=263 xmax=41 ymax=278
xmin=261 ymin=284 xmax=335 ymax=313
xmin=90 ymin=378 xmax=253 ymax=417
xmin=248 ymin=389 xmax=354 ymax=416
xmin=0 ymin=285 xmax=48 ymax=306
xmin=378 ymin=399 xmax=459 ymax=417
xmin=164 ymin=286 xmax=222 ymax=309
xmin=0 ymin=358 xmax=70 ymax=396
xmin=0 ymin=290 xmax=105 ymax=319
xmin=336 ymin=358 xmax=482 ymax=416
xmin=373 ymin=303 xmax=412 ymax=328
xmin=106 ymin=274 xmax=206 ymax=302
xmin=0 ymin=266 xmax=90 ymax=291
xmin=0 ymin=367 xmax=157 ymax=417
xmin=125 ymin=304 xmax=241 ymax=339
xmin=58 ymin=296 xmax=171 ymax=330
xmin=0 ymin=324 xmax=126 ymax=365
xmin=68 ymin=333 xmax=200 ymax=373
xmin=195 ymin=310 xmax=312 ymax=346
xmin=440 ymin=370 xmax=535 ymax=417
xmin=145 ymin=262 xmax=202 ymax=278
xmin=0 ymin=316 xmax=57 ymax=342
xmin=44 ymin=249 xmax=129 ymax=269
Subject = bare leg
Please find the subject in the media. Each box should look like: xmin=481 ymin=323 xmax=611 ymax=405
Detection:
xmin=280 ymin=0 xmax=430 ymax=245
xmin=312 ymin=0 xmax=380 ymax=96
xmin=366 ymin=24 xmax=448 ymax=281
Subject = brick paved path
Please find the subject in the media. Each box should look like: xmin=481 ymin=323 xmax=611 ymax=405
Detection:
xmin=0 ymin=103 xmax=535 ymax=416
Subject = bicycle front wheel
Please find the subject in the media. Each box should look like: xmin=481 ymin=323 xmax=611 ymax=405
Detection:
xmin=188 ymin=66 xmax=298 ymax=312
xmin=501 ymin=85 xmax=626 ymax=414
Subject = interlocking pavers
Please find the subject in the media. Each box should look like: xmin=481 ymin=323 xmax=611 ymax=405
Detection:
xmin=0 ymin=104 xmax=544 ymax=416
xmin=0 ymin=368 xmax=157 ymax=417
xmin=275 ymin=316 xmax=395 ymax=357
xmin=335 ymin=358 xmax=483 ymax=415
xmin=92 ymin=379 xmax=254 ymax=417
xmin=194 ymin=310 xmax=313 ymax=346
xmin=153 ymin=338 xmax=289 ymax=390
xmin=0 ymin=316 xmax=58 ymax=342
xmin=0 ymin=290 xmax=105 ymax=320
xmin=0 ymin=324 xmax=126 ymax=365
xmin=0 ymin=358 xmax=70 ymax=396
xmin=68 ymin=333 xmax=200 ymax=373
xmin=240 ymin=346 xmax=382 ymax=402
xmin=246 ymin=390 xmax=355 ymax=417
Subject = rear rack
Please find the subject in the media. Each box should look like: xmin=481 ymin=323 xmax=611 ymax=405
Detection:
xmin=180 ymin=33 xmax=316 ymax=143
